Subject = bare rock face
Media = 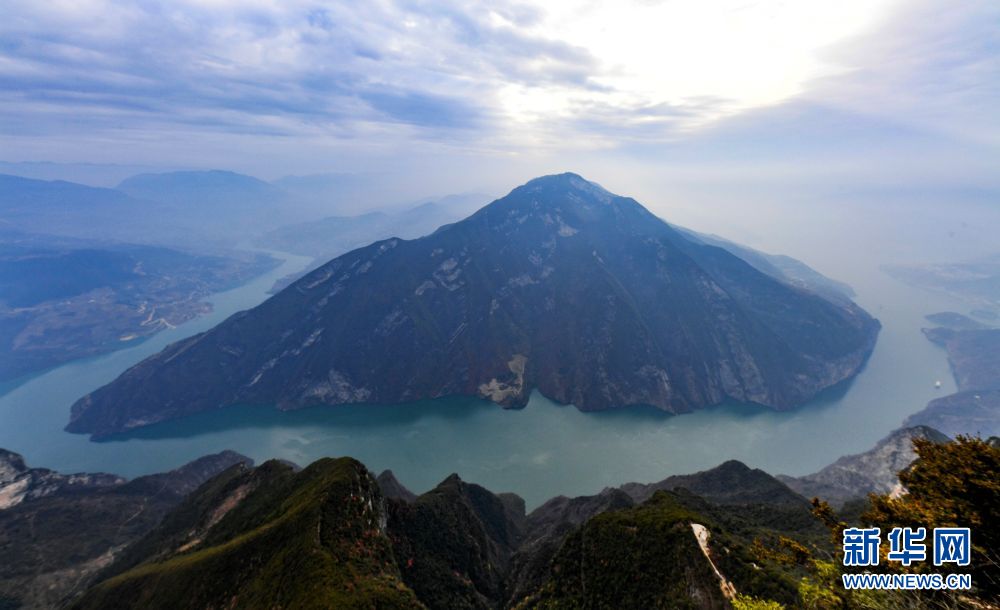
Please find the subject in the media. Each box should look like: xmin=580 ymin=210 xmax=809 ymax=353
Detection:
xmin=778 ymin=425 xmax=951 ymax=506
xmin=0 ymin=449 xmax=251 ymax=609
xmin=0 ymin=449 xmax=123 ymax=510
xmin=68 ymin=173 xmax=880 ymax=438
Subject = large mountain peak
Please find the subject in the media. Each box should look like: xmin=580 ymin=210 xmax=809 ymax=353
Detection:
xmin=68 ymin=174 xmax=879 ymax=438
xmin=517 ymin=172 xmax=615 ymax=201
xmin=435 ymin=173 xmax=672 ymax=267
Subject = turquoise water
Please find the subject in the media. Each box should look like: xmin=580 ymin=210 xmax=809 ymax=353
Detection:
xmin=0 ymin=197 xmax=993 ymax=509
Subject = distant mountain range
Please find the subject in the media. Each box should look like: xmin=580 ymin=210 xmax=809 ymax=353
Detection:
xmin=67 ymin=173 xmax=879 ymax=438
xmin=117 ymin=170 xmax=285 ymax=207
xmin=1 ymin=172 xmax=259 ymax=248
xmin=1 ymin=170 xmax=306 ymax=248
xmin=0 ymin=169 xmax=484 ymax=252
xmin=257 ymin=194 xmax=489 ymax=260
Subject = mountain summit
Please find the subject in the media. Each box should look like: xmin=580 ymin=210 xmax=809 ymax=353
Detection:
xmin=68 ymin=173 xmax=879 ymax=437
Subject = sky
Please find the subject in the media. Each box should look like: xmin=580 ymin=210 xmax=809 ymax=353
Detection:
xmin=1 ymin=0 xmax=998 ymax=198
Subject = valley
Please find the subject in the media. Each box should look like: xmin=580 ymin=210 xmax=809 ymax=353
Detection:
xmin=0 ymin=173 xmax=986 ymax=513
xmin=0 ymin=232 xmax=278 ymax=380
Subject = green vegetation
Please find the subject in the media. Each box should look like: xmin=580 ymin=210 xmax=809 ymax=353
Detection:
xmin=522 ymin=491 xmax=803 ymax=609
xmin=797 ymin=436 xmax=1000 ymax=609
xmin=72 ymin=458 xmax=422 ymax=610
xmin=865 ymin=436 xmax=1000 ymax=601
xmin=63 ymin=436 xmax=998 ymax=609
xmin=389 ymin=474 xmax=521 ymax=609
xmin=732 ymin=594 xmax=785 ymax=609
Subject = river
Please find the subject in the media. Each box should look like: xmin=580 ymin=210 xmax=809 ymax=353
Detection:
xmin=0 ymin=195 xmax=996 ymax=509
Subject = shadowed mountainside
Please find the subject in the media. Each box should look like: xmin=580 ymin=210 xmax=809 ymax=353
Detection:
xmin=67 ymin=173 xmax=880 ymax=438
xmin=69 ymin=456 xmax=819 ymax=610
xmin=0 ymin=450 xmax=251 ymax=609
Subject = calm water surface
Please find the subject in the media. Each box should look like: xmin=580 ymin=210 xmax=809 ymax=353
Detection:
xmin=0 ymin=198 xmax=996 ymax=509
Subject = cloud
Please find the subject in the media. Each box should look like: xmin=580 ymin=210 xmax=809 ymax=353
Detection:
xmin=0 ymin=0 xmax=597 ymax=141
xmin=0 ymin=0 xmax=996 ymax=187
xmin=806 ymin=0 xmax=1000 ymax=146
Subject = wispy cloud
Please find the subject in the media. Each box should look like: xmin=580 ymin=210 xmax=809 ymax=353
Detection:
xmin=0 ymin=0 xmax=596 ymax=140
xmin=0 ymin=0 xmax=996 ymax=185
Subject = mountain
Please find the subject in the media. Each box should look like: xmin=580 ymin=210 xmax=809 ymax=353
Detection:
xmin=260 ymin=197 xmax=846 ymax=300
xmin=520 ymin=490 xmax=804 ymax=609
xmin=68 ymin=455 xmax=818 ymax=609
xmin=258 ymin=196 xmax=489 ymax=261
xmin=116 ymin=170 xmax=297 ymax=244
xmin=378 ymin=469 xmax=418 ymax=503
xmin=673 ymin=227 xmax=856 ymax=304
xmin=505 ymin=487 xmax=635 ymax=605
xmin=67 ymin=173 xmax=880 ymax=438
xmin=257 ymin=196 xmax=491 ymax=294
xmin=117 ymin=170 xmax=285 ymax=207
xmin=0 ymin=450 xmax=250 ymax=609
xmin=71 ymin=457 xmax=425 ymax=610
xmin=901 ymin=323 xmax=1000 ymax=440
xmin=905 ymin=389 xmax=1000 ymax=439
xmin=0 ymin=172 xmax=287 ymax=248
xmin=778 ymin=425 xmax=951 ymax=506
xmin=922 ymin=327 xmax=1000 ymax=392
xmin=0 ymin=161 xmax=175 ymax=188
xmin=388 ymin=473 xmax=526 ymax=608
xmin=0 ymin=174 xmax=141 ymax=239
xmin=622 ymin=459 xmax=810 ymax=507
xmin=0 ymin=449 xmax=123 ymax=510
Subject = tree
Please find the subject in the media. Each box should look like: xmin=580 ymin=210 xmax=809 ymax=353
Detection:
xmin=863 ymin=436 xmax=1000 ymax=600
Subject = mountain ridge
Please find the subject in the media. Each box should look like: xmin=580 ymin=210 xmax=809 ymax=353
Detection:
xmin=67 ymin=173 xmax=880 ymax=438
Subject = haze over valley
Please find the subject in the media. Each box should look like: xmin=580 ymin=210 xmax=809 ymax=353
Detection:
xmin=1 ymin=1 xmax=999 ymax=607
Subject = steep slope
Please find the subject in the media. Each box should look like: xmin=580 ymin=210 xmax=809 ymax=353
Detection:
xmin=674 ymin=226 xmax=856 ymax=304
xmin=518 ymin=490 xmax=803 ymax=609
xmin=72 ymin=458 xmax=422 ymax=610
xmin=388 ymin=474 xmax=525 ymax=609
xmin=505 ymin=488 xmax=635 ymax=607
xmin=0 ymin=450 xmax=250 ymax=610
xmin=0 ymin=449 xmax=123 ymax=510
xmin=778 ymin=425 xmax=951 ymax=506
xmin=68 ymin=173 xmax=879 ymax=438
xmin=378 ymin=469 xmax=418 ymax=503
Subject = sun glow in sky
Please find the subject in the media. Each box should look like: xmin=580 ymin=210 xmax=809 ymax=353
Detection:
xmin=500 ymin=0 xmax=898 ymax=129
